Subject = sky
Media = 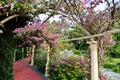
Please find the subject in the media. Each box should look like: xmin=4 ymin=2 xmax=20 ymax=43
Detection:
xmin=94 ymin=2 xmax=106 ymax=11
xmin=38 ymin=1 xmax=108 ymax=22
xmin=38 ymin=14 xmax=61 ymax=23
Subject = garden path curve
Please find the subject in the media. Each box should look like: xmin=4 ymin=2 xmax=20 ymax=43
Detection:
xmin=13 ymin=57 xmax=43 ymax=80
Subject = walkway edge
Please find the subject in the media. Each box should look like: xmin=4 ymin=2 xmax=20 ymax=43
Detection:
xmin=27 ymin=63 xmax=49 ymax=80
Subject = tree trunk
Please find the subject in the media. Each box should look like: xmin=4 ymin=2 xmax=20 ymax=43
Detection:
xmin=98 ymin=37 xmax=104 ymax=79
xmin=31 ymin=45 xmax=35 ymax=66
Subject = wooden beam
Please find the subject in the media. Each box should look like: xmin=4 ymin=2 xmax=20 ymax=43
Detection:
xmin=0 ymin=14 xmax=19 ymax=29
xmin=0 ymin=4 xmax=10 ymax=9
xmin=55 ymin=0 xmax=64 ymax=10
xmin=0 ymin=14 xmax=19 ymax=24
xmin=56 ymin=29 xmax=120 ymax=42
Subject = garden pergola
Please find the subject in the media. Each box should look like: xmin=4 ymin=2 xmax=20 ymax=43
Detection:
xmin=0 ymin=0 xmax=120 ymax=80
xmin=56 ymin=29 xmax=120 ymax=80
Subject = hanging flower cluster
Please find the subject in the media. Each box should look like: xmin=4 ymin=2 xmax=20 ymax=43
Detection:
xmin=13 ymin=21 xmax=61 ymax=47
xmin=101 ymin=34 xmax=116 ymax=53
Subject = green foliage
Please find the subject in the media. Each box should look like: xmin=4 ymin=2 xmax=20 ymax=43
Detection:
xmin=49 ymin=58 xmax=90 ymax=80
xmin=112 ymin=63 xmax=120 ymax=73
xmin=103 ymin=58 xmax=120 ymax=73
xmin=106 ymin=22 xmax=120 ymax=58
xmin=106 ymin=34 xmax=120 ymax=58
xmin=34 ymin=50 xmax=47 ymax=74
xmin=68 ymin=27 xmax=89 ymax=53
xmin=15 ymin=49 xmax=23 ymax=60
xmin=103 ymin=63 xmax=115 ymax=69
xmin=34 ymin=58 xmax=47 ymax=74
xmin=0 ymin=32 xmax=15 ymax=80
xmin=58 ymin=42 xmax=75 ymax=51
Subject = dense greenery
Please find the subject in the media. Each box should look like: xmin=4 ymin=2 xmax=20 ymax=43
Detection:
xmin=49 ymin=57 xmax=90 ymax=80
xmin=0 ymin=32 xmax=15 ymax=80
xmin=68 ymin=27 xmax=89 ymax=54
xmin=34 ymin=50 xmax=47 ymax=74
xmin=0 ymin=14 xmax=28 ymax=79
xmin=103 ymin=58 xmax=120 ymax=73
xmin=103 ymin=22 xmax=120 ymax=73
xmin=106 ymin=32 xmax=120 ymax=58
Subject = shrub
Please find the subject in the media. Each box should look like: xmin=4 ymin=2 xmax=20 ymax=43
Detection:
xmin=49 ymin=57 xmax=90 ymax=80
xmin=0 ymin=32 xmax=15 ymax=80
xmin=112 ymin=63 xmax=120 ymax=73
xmin=34 ymin=50 xmax=47 ymax=74
xmin=103 ymin=63 xmax=115 ymax=69
xmin=15 ymin=49 xmax=23 ymax=60
xmin=34 ymin=58 xmax=47 ymax=74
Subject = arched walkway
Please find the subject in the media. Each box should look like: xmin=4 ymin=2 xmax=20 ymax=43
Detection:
xmin=13 ymin=57 xmax=43 ymax=80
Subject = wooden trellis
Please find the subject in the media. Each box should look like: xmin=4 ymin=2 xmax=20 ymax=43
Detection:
xmin=57 ymin=29 xmax=120 ymax=42
xmin=0 ymin=14 xmax=19 ymax=33
xmin=56 ymin=29 xmax=120 ymax=80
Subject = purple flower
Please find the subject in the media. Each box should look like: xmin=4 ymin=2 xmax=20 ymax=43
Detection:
xmin=53 ymin=33 xmax=61 ymax=39
xmin=78 ymin=58 xmax=85 ymax=64
xmin=44 ymin=30 xmax=48 ymax=34
xmin=34 ymin=21 xmax=41 ymax=27
xmin=2 ymin=7 xmax=7 ymax=13
xmin=38 ymin=38 xmax=44 ymax=43
xmin=101 ymin=74 xmax=108 ymax=80
xmin=59 ymin=25 xmax=66 ymax=29
xmin=43 ymin=21 xmax=49 ymax=27
xmin=13 ymin=28 xmax=22 ymax=33
xmin=8 ymin=1 xmax=12 ymax=5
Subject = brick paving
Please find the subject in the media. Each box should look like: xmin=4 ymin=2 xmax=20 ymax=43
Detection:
xmin=13 ymin=57 xmax=43 ymax=80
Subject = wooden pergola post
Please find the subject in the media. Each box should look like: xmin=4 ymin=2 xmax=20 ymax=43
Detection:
xmin=45 ymin=44 xmax=50 ymax=77
xmin=87 ymin=41 xmax=98 ymax=80
xmin=31 ymin=45 xmax=35 ymax=66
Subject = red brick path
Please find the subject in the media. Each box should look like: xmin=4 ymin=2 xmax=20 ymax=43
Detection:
xmin=13 ymin=57 xmax=43 ymax=80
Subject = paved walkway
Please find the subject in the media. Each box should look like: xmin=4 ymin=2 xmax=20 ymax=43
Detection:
xmin=13 ymin=57 xmax=43 ymax=80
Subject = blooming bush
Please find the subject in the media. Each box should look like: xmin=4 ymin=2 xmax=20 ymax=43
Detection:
xmin=34 ymin=57 xmax=47 ymax=74
xmin=101 ymin=74 xmax=110 ymax=80
xmin=49 ymin=57 xmax=90 ymax=80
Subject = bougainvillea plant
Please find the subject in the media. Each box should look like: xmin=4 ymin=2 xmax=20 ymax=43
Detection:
xmin=13 ymin=20 xmax=62 ymax=77
xmin=13 ymin=20 xmax=61 ymax=47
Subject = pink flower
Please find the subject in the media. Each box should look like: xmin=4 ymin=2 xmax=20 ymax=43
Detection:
xmin=42 ymin=21 xmax=49 ymax=27
xmin=101 ymin=74 xmax=108 ymax=80
xmin=44 ymin=30 xmax=48 ymax=34
xmin=13 ymin=28 xmax=23 ymax=33
xmin=78 ymin=58 xmax=85 ymax=64
xmin=53 ymin=33 xmax=61 ymax=39
xmin=59 ymin=25 xmax=66 ymax=29
xmin=34 ymin=21 xmax=41 ymax=27
xmin=2 ymin=7 xmax=7 ymax=13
